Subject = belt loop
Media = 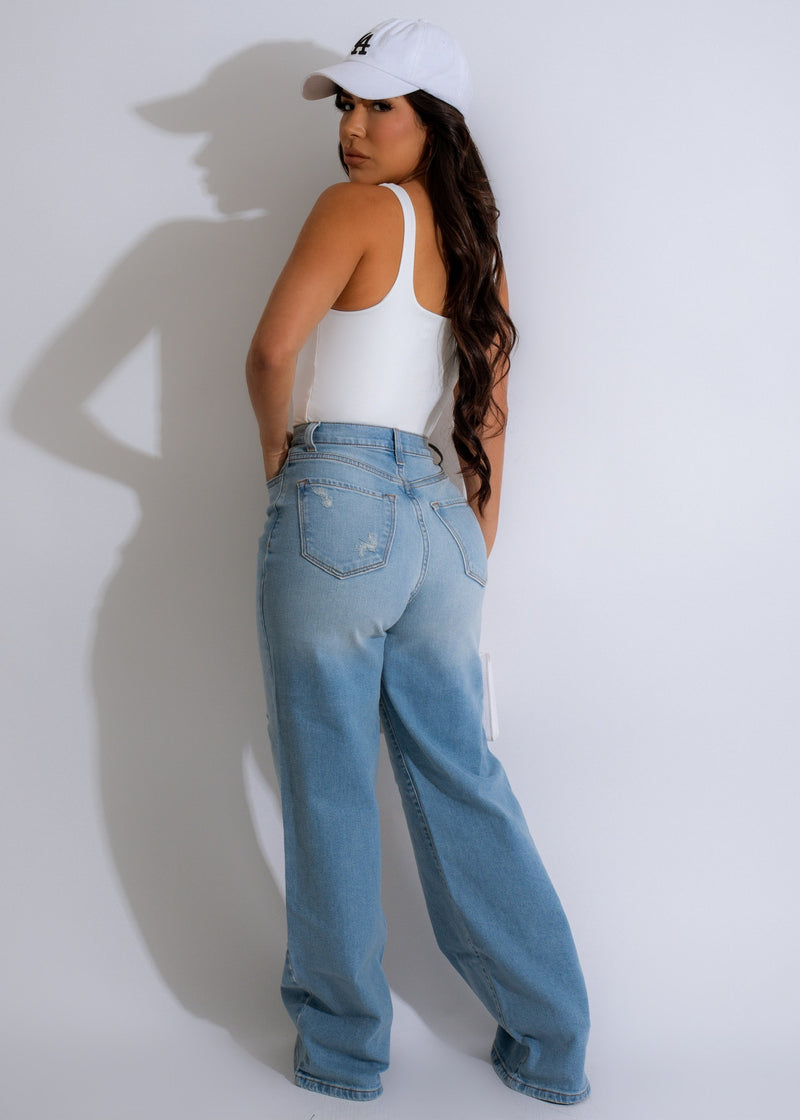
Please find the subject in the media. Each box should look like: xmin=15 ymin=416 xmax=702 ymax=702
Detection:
xmin=392 ymin=428 xmax=404 ymax=468
xmin=299 ymin=420 xmax=319 ymax=450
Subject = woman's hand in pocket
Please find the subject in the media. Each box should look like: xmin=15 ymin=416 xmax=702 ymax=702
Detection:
xmin=263 ymin=435 xmax=291 ymax=481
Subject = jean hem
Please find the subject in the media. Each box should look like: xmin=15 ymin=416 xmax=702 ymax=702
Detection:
xmin=294 ymin=1070 xmax=383 ymax=1102
xmin=491 ymin=1047 xmax=591 ymax=1105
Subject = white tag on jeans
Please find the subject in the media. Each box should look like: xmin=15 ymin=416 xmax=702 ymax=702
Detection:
xmin=480 ymin=651 xmax=499 ymax=741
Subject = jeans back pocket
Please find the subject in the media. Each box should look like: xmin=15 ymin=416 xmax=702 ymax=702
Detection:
xmin=298 ymin=479 xmax=397 ymax=578
xmin=431 ymin=498 xmax=488 ymax=586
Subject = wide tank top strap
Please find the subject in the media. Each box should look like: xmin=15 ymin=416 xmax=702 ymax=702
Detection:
xmin=379 ymin=182 xmax=416 ymax=290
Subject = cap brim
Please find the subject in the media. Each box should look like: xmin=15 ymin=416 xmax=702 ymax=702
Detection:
xmin=302 ymin=59 xmax=418 ymax=102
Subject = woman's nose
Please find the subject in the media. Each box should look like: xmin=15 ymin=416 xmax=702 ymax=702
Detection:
xmin=343 ymin=107 xmax=367 ymax=137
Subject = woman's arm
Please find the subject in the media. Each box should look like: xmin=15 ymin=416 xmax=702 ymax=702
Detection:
xmin=246 ymin=183 xmax=379 ymax=479
xmin=458 ymin=269 xmax=511 ymax=557
xmin=459 ymin=373 xmax=507 ymax=557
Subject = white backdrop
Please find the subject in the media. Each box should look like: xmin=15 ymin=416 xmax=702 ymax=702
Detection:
xmin=3 ymin=3 xmax=798 ymax=1119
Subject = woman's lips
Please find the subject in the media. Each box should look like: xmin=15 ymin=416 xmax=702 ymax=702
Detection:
xmin=343 ymin=150 xmax=368 ymax=165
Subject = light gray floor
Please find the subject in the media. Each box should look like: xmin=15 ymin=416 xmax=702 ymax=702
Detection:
xmin=4 ymin=992 xmax=789 ymax=1120
xmin=5 ymin=748 xmax=793 ymax=1120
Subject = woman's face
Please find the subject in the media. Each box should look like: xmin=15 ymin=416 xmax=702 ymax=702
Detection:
xmin=336 ymin=91 xmax=428 ymax=184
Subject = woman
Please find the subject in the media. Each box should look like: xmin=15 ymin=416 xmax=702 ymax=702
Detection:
xmin=247 ymin=18 xmax=590 ymax=1105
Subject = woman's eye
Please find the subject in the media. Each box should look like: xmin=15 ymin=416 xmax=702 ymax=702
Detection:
xmin=373 ymin=101 xmax=392 ymax=112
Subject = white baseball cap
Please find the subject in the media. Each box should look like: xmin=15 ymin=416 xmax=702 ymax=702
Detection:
xmin=302 ymin=18 xmax=472 ymax=117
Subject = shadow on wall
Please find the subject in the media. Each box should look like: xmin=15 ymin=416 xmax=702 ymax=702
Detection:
xmin=10 ymin=40 xmax=490 ymax=1070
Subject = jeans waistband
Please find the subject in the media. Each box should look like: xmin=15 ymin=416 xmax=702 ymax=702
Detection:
xmin=291 ymin=422 xmax=434 ymax=466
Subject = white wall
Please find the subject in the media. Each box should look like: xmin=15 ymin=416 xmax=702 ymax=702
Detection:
xmin=3 ymin=3 xmax=798 ymax=1118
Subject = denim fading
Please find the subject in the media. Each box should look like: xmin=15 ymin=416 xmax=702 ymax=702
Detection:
xmin=256 ymin=422 xmax=590 ymax=1104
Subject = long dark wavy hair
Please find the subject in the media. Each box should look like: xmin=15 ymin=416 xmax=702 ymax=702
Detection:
xmin=335 ymin=89 xmax=517 ymax=512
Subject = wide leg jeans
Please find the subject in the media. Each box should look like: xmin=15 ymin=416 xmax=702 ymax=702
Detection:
xmin=256 ymin=422 xmax=590 ymax=1104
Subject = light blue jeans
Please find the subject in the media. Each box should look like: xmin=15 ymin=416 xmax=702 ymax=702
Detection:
xmin=256 ymin=422 xmax=590 ymax=1104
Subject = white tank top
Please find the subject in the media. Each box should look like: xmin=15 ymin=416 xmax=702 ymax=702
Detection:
xmin=292 ymin=182 xmax=457 ymax=436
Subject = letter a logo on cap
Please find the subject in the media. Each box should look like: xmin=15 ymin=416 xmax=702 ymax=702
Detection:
xmin=351 ymin=33 xmax=373 ymax=56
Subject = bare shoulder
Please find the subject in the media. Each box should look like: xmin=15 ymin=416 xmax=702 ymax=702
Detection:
xmin=305 ymin=182 xmax=400 ymax=234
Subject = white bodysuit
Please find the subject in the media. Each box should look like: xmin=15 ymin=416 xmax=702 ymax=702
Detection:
xmin=292 ymin=182 xmax=457 ymax=437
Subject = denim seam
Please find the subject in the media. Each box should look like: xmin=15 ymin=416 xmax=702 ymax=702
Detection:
xmin=404 ymin=492 xmax=430 ymax=605
xmin=296 ymin=475 xmax=398 ymax=499
xmin=379 ymin=702 xmax=507 ymax=1028
xmin=289 ymin=451 xmax=400 ymax=482
xmin=258 ymin=518 xmax=314 ymax=1039
xmin=284 ymin=956 xmax=314 ymax=1038
xmin=295 ymin=435 xmax=429 ymax=453
xmin=257 ymin=485 xmax=285 ymax=701
xmin=257 ymin=509 xmax=282 ymax=657
xmin=411 ymin=471 xmax=448 ymax=488
xmin=300 ymin=438 xmax=391 ymax=450
xmin=294 ymin=1070 xmax=383 ymax=1100
xmin=284 ymin=949 xmax=313 ymax=1006
xmin=262 ymin=472 xmax=286 ymax=554
xmin=286 ymin=450 xmax=444 ymax=488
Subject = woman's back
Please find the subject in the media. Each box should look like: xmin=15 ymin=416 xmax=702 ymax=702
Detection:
xmin=333 ymin=178 xmax=447 ymax=316
xmin=292 ymin=181 xmax=457 ymax=436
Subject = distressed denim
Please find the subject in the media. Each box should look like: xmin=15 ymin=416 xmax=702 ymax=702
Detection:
xmin=256 ymin=422 xmax=590 ymax=1104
